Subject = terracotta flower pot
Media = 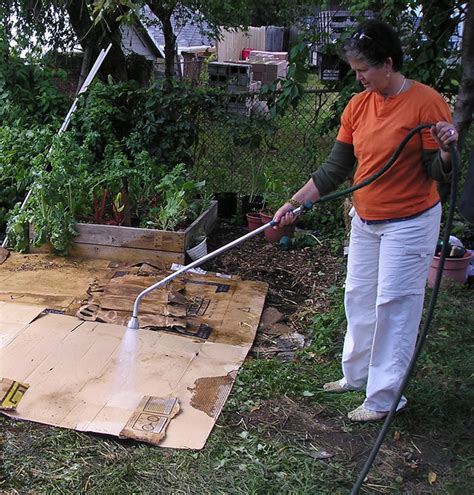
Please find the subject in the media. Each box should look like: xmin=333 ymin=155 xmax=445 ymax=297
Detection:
xmin=246 ymin=211 xmax=263 ymax=231
xmin=259 ymin=211 xmax=296 ymax=243
xmin=427 ymin=251 xmax=473 ymax=288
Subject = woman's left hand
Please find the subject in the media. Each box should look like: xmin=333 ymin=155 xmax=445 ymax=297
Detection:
xmin=431 ymin=121 xmax=458 ymax=151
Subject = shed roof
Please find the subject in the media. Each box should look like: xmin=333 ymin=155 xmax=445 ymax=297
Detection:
xmin=141 ymin=6 xmax=215 ymax=55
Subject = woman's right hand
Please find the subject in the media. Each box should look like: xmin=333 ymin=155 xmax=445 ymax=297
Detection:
xmin=271 ymin=178 xmax=321 ymax=227
xmin=273 ymin=202 xmax=299 ymax=227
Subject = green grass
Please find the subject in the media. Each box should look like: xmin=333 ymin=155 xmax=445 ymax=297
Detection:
xmin=0 ymin=285 xmax=473 ymax=494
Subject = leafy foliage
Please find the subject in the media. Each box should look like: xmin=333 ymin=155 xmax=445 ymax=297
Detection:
xmin=6 ymin=132 xmax=95 ymax=254
xmin=260 ymin=41 xmax=309 ymax=117
xmin=72 ymin=79 xmax=220 ymax=169
xmin=0 ymin=28 xmax=67 ymax=125
xmin=6 ymin=80 xmax=218 ymax=253
xmin=0 ymin=0 xmax=76 ymax=58
xmin=261 ymin=170 xmax=294 ymax=213
xmin=142 ymin=163 xmax=210 ymax=231
xmin=0 ymin=125 xmax=56 ymax=230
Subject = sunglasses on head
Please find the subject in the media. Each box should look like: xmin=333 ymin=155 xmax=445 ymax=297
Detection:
xmin=352 ymin=32 xmax=373 ymax=41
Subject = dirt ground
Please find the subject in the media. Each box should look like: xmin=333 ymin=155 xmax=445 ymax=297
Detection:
xmin=206 ymin=222 xmax=341 ymax=317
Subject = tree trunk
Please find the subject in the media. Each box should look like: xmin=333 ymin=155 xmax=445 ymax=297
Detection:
xmin=148 ymin=2 xmax=177 ymax=90
xmin=453 ymin=1 xmax=474 ymax=153
xmin=66 ymin=1 xmax=98 ymax=52
xmin=65 ymin=0 xmax=128 ymax=83
xmin=162 ymin=13 xmax=177 ymax=85
xmin=76 ymin=44 xmax=93 ymax=93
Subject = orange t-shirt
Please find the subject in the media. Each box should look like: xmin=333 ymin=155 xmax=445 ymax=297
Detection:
xmin=337 ymin=80 xmax=452 ymax=221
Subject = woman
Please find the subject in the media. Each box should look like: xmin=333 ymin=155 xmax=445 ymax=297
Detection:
xmin=274 ymin=19 xmax=458 ymax=422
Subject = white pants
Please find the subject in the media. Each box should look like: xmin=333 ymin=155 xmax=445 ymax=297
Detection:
xmin=341 ymin=203 xmax=441 ymax=412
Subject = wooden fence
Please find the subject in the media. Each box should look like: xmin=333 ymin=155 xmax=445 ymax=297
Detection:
xmin=216 ymin=27 xmax=266 ymax=62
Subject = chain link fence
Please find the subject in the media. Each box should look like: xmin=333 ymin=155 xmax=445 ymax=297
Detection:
xmin=190 ymin=89 xmax=340 ymax=198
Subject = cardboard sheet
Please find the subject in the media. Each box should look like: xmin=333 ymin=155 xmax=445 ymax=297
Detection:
xmin=0 ymin=268 xmax=267 ymax=448
xmin=0 ymin=253 xmax=110 ymax=311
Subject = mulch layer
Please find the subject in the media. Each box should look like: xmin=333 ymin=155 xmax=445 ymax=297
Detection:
xmin=205 ymin=221 xmax=343 ymax=321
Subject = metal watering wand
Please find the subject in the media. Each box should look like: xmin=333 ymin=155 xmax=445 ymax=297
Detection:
xmin=126 ymin=201 xmax=314 ymax=329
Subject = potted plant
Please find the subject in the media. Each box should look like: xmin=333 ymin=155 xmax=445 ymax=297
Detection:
xmin=241 ymin=154 xmax=265 ymax=217
xmin=186 ymin=230 xmax=208 ymax=261
xmin=245 ymin=211 xmax=263 ymax=231
xmin=428 ymin=247 xmax=473 ymax=288
xmin=213 ymin=191 xmax=238 ymax=219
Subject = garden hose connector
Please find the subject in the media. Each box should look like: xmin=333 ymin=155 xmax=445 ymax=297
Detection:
xmin=291 ymin=201 xmax=314 ymax=217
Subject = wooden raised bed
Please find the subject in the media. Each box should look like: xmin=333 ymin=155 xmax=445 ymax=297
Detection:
xmin=30 ymin=200 xmax=218 ymax=265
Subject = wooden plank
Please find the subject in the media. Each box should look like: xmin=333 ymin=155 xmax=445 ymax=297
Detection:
xmin=217 ymin=27 xmax=266 ymax=62
xmin=184 ymin=201 xmax=218 ymax=249
xmin=68 ymin=244 xmax=185 ymax=266
xmin=75 ymin=200 xmax=217 ymax=253
xmin=75 ymin=223 xmax=185 ymax=252
xmin=29 ymin=201 xmax=217 ymax=262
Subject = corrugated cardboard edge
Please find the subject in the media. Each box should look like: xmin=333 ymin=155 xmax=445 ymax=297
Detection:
xmin=0 ymin=301 xmax=46 ymax=326
xmin=0 ymin=378 xmax=30 ymax=410
xmin=119 ymin=396 xmax=180 ymax=445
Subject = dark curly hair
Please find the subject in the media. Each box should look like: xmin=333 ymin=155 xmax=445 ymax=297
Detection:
xmin=339 ymin=19 xmax=403 ymax=71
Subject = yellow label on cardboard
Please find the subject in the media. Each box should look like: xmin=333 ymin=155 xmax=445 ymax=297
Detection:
xmin=0 ymin=378 xmax=30 ymax=410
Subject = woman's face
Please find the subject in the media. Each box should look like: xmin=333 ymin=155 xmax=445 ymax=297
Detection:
xmin=349 ymin=58 xmax=391 ymax=94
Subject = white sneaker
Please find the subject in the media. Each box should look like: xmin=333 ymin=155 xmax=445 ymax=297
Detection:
xmin=323 ymin=378 xmax=353 ymax=393
xmin=347 ymin=405 xmax=387 ymax=422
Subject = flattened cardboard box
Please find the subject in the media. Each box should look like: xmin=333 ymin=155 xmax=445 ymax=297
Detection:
xmin=0 ymin=274 xmax=267 ymax=449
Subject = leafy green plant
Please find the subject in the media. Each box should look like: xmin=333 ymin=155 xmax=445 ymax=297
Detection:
xmin=308 ymin=293 xmax=346 ymax=357
xmin=3 ymin=79 xmax=222 ymax=253
xmin=6 ymin=131 xmax=94 ymax=254
xmin=0 ymin=27 xmax=66 ymax=126
xmin=259 ymin=42 xmax=309 ymax=118
xmin=5 ymin=203 xmax=30 ymax=253
xmin=141 ymin=164 xmax=210 ymax=231
xmin=261 ymin=170 xmax=293 ymax=213
xmin=0 ymin=125 xmax=56 ymax=229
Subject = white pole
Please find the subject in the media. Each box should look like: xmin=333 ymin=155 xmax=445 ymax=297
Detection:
xmin=59 ymin=43 xmax=112 ymax=134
